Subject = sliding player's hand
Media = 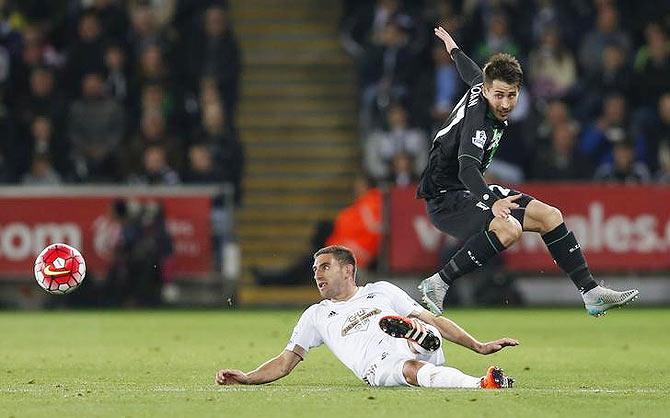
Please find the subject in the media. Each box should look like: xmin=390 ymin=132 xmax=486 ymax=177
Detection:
xmin=215 ymin=369 xmax=250 ymax=385
xmin=477 ymin=338 xmax=519 ymax=355
xmin=491 ymin=194 xmax=521 ymax=219
xmin=434 ymin=26 xmax=459 ymax=54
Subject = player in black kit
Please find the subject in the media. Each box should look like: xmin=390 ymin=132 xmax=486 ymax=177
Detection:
xmin=417 ymin=27 xmax=638 ymax=317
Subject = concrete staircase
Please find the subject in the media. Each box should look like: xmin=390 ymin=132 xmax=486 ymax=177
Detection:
xmin=228 ymin=0 xmax=359 ymax=304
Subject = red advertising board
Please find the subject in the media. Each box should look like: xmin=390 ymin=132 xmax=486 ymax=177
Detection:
xmin=0 ymin=189 xmax=213 ymax=277
xmin=389 ymin=184 xmax=670 ymax=273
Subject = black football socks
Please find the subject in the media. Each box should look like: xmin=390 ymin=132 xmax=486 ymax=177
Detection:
xmin=438 ymin=230 xmax=506 ymax=286
xmin=542 ymin=223 xmax=597 ymax=293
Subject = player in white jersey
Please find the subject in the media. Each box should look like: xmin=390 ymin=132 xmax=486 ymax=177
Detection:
xmin=215 ymin=245 xmax=517 ymax=388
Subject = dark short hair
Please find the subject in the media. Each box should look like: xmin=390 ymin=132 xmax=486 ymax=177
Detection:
xmin=483 ymin=53 xmax=523 ymax=87
xmin=314 ymin=245 xmax=357 ymax=276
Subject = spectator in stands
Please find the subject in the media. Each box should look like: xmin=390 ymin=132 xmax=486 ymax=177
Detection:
xmin=128 ymin=2 xmax=173 ymax=59
xmin=528 ymin=0 xmax=563 ymax=43
xmin=389 ymin=151 xmax=418 ymax=186
xmin=579 ymin=93 xmax=645 ymax=166
xmin=136 ymin=44 xmax=171 ymax=87
xmin=657 ymin=142 xmax=670 ymax=183
xmin=576 ymin=43 xmax=632 ymax=120
xmin=528 ymin=26 xmax=577 ymax=102
xmin=531 ymin=122 xmax=591 ymax=181
xmin=124 ymin=110 xmax=182 ymax=175
xmin=130 ymin=144 xmax=180 ymax=185
xmin=364 ymin=102 xmax=427 ymax=182
xmin=68 ymin=72 xmax=125 ymax=181
xmin=0 ymin=43 xmax=10 ymax=99
xmin=87 ymin=0 xmax=129 ymax=44
xmin=472 ymin=12 xmax=520 ymax=66
xmin=186 ymin=4 xmax=240 ymax=125
xmin=593 ymin=139 xmax=651 ymax=183
xmin=17 ymin=67 xmax=65 ymax=130
xmin=0 ymin=156 xmax=7 ymax=183
xmin=535 ymin=99 xmax=572 ymax=146
xmin=128 ymin=0 xmax=176 ymax=29
xmin=646 ymin=93 xmax=670 ymax=174
xmin=0 ymin=2 xmax=23 ymax=61
xmin=340 ymin=0 xmax=406 ymax=58
xmin=195 ymin=103 xmax=244 ymax=203
xmin=138 ymin=82 xmax=173 ymax=123
xmin=358 ymin=18 xmax=417 ymax=133
xmin=182 ymin=76 xmax=224 ymax=135
xmin=183 ymin=143 xmax=219 ymax=184
xmin=578 ymin=4 xmax=631 ymax=76
xmin=633 ymin=22 xmax=670 ymax=108
xmin=21 ymin=154 xmax=62 ymax=185
xmin=425 ymin=0 xmax=463 ymax=39
xmin=0 ymin=80 xmax=13 ymax=181
xmin=0 ymin=110 xmax=9 ymax=182
xmin=13 ymin=115 xmax=70 ymax=180
xmin=103 ymin=43 xmax=132 ymax=105
xmin=10 ymin=25 xmax=60 ymax=103
xmin=65 ymin=11 xmax=106 ymax=96
xmin=632 ymin=21 xmax=670 ymax=129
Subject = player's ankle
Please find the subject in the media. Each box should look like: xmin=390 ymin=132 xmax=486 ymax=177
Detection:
xmin=437 ymin=270 xmax=452 ymax=286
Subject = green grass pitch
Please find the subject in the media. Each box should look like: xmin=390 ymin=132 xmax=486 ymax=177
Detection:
xmin=1 ymin=308 xmax=668 ymax=418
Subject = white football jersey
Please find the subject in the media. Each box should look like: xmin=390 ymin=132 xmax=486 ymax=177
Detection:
xmin=285 ymin=281 xmax=423 ymax=379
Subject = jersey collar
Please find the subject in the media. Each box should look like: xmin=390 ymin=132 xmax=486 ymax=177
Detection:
xmin=486 ymin=109 xmax=509 ymax=127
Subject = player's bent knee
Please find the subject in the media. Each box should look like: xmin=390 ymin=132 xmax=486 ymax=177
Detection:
xmin=402 ymin=360 xmax=425 ymax=386
xmin=489 ymin=217 xmax=522 ymax=247
xmin=543 ymin=206 xmax=563 ymax=231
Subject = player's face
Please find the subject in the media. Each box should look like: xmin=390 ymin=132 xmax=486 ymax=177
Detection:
xmin=483 ymin=80 xmax=519 ymax=121
xmin=312 ymin=254 xmax=353 ymax=300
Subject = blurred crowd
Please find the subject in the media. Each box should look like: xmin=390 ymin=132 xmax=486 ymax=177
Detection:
xmin=341 ymin=0 xmax=670 ymax=185
xmin=0 ymin=0 xmax=244 ymax=203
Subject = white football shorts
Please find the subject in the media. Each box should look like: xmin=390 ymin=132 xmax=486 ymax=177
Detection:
xmin=362 ymin=323 xmax=445 ymax=387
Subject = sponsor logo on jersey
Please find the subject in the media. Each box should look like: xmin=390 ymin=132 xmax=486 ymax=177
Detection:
xmin=487 ymin=129 xmax=503 ymax=150
xmin=366 ymin=294 xmax=375 ymax=299
xmin=328 ymin=310 xmax=338 ymax=317
xmin=341 ymin=308 xmax=381 ymax=336
xmin=472 ymin=130 xmax=487 ymax=149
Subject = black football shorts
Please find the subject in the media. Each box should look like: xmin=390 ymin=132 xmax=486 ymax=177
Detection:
xmin=425 ymin=184 xmax=534 ymax=241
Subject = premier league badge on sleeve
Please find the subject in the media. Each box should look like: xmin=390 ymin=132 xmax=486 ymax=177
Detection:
xmin=472 ymin=130 xmax=487 ymax=149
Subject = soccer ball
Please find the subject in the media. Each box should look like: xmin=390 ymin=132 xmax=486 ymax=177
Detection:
xmin=34 ymin=243 xmax=86 ymax=295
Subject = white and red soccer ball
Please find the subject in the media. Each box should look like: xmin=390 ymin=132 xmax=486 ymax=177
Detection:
xmin=34 ymin=243 xmax=86 ymax=294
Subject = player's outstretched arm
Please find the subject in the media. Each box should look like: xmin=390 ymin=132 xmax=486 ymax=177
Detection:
xmin=215 ymin=349 xmax=302 ymax=385
xmin=434 ymin=26 xmax=482 ymax=86
xmin=412 ymin=309 xmax=518 ymax=355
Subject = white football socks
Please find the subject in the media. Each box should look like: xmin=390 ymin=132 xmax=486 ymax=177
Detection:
xmin=416 ymin=363 xmax=481 ymax=388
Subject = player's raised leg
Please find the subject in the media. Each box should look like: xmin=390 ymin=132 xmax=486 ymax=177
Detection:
xmin=523 ymin=199 xmax=639 ymax=316
xmin=419 ymin=211 xmax=523 ymax=315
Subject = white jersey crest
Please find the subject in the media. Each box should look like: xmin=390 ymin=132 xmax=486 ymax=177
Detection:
xmin=285 ymin=281 xmax=422 ymax=379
